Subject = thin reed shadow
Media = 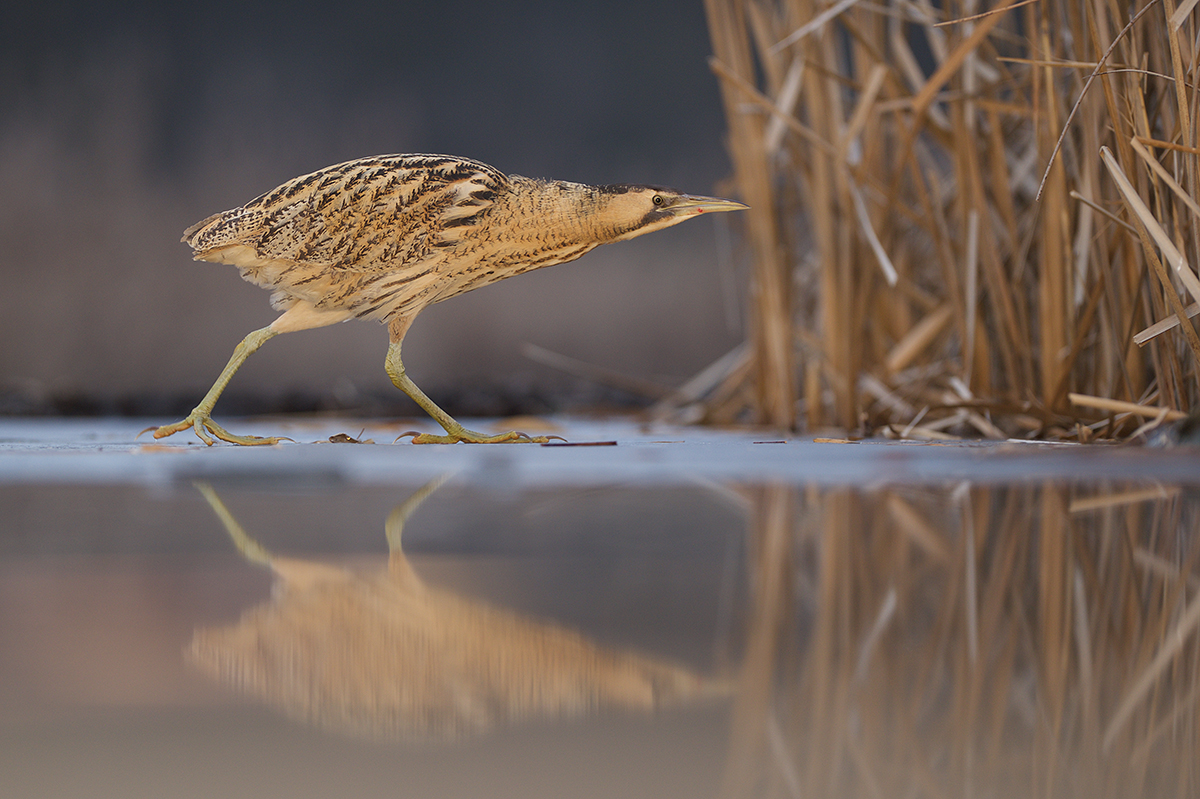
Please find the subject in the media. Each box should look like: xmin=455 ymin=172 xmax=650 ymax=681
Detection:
xmin=722 ymin=482 xmax=1200 ymax=798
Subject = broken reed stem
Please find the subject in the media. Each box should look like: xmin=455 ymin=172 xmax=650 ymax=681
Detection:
xmin=1068 ymin=392 xmax=1188 ymax=421
xmin=701 ymin=0 xmax=1200 ymax=439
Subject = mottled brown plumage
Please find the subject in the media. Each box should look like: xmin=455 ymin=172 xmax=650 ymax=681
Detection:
xmin=152 ymin=153 xmax=747 ymax=445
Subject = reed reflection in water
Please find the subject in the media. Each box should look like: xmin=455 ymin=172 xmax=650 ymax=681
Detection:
xmin=187 ymin=478 xmax=726 ymax=744
xmin=722 ymin=483 xmax=1200 ymax=799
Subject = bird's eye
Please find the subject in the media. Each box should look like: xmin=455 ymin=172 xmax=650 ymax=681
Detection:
xmin=652 ymin=194 xmax=665 ymax=206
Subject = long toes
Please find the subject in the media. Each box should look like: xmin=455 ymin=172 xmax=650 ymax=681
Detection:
xmin=395 ymin=428 xmax=474 ymax=444
xmin=397 ymin=428 xmax=561 ymax=444
xmin=497 ymin=430 xmax=567 ymax=444
xmin=150 ymin=414 xmax=285 ymax=446
xmin=205 ymin=423 xmax=288 ymax=446
xmin=465 ymin=428 xmax=544 ymax=444
xmin=509 ymin=431 xmax=568 ymax=444
xmin=403 ymin=432 xmax=460 ymax=445
xmin=151 ymin=420 xmax=194 ymax=441
xmin=192 ymin=418 xmax=217 ymax=446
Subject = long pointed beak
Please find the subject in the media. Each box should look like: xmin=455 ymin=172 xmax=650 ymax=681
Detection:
xmin=669 ymin=194 xmax=750 ymax=216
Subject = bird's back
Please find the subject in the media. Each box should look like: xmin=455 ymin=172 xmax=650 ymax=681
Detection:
xmin=184 ymin=154 xmax=511 ymax=319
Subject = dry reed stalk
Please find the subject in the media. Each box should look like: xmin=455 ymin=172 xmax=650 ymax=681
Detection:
xmin=705 ymin=0 xmax=797 ymax=431
xmin=701 ymin=0 xmax=1200 ymax=439
xmin=1069 ymin=390 xmax=1190 ymax=420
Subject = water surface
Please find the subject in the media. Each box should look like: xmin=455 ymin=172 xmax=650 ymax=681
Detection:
xmin=2 ymin=431 xmax=1197 ymax=798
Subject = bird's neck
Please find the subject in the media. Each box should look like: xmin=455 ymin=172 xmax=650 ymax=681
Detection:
xmin=508 ymin=177 xmax=627 ymax=249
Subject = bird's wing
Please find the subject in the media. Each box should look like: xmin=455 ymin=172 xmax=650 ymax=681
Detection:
xmin=184 ymin=154 xmax=509 ymax=272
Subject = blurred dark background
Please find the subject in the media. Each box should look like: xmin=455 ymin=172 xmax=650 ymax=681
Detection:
xmin=1 ymin=1 xmax=743 ymax=418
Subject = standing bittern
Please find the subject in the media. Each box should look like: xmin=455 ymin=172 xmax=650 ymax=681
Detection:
xmin=152 ymin=154 xmax=747 ymax=445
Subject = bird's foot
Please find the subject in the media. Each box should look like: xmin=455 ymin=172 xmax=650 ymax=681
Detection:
xmin=395 ymin=427 xmax=566 ymax=445
xmin=148 ymin=412 xmax=289 ymax=446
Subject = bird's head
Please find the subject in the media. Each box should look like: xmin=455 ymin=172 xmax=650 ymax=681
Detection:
xmin=594 ymin=184 xmax=748 ymax=242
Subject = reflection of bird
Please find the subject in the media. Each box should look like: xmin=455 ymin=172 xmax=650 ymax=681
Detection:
xmin=152 ymin=154 xmax=747 ymax=445
xmin=188 ymin=479 xmax=724 ymax=743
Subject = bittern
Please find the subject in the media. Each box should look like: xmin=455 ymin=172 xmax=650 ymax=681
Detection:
xmin=152 ymin=154 xmax=747 ymax=445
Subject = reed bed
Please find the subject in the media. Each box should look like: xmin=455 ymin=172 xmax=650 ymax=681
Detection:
xmin=721 ymin=483 xmax=1200 ymax=797
xmin=692 ymin=0 xmax=1200 ymax=439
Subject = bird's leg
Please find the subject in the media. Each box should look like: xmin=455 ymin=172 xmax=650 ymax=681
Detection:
xmin=384 ymin=318 xmax=552 ymax=444
xmin=152 ymin=326 xmax=284 ymax=446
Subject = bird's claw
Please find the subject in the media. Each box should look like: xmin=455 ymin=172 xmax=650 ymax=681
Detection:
xmin=150 ymin=412 xmax=288 ymax=446
xmin=395 ymin=428 xmax=565 ymax=445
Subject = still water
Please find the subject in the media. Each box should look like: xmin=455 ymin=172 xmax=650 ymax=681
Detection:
xmin=2 ymin=466 xmax=1198 ymax=797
